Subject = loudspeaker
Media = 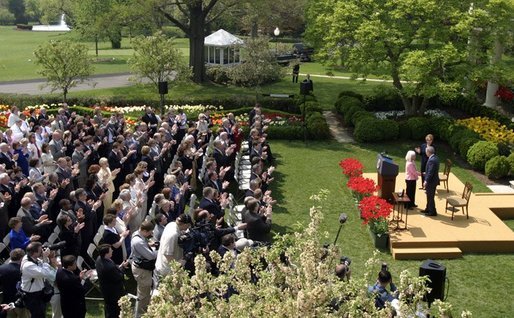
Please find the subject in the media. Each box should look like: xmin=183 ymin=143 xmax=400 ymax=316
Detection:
xmin=300 ymin=82 xmax=311 ymax=95
xmin=419 ymin=259 xmax=446 ymax=303
xmin=158 ymin=81 xmax=168 ymax=95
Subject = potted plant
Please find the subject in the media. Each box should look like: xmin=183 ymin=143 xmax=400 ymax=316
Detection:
xmin=358 ymin=195 xmax=392 ymax=249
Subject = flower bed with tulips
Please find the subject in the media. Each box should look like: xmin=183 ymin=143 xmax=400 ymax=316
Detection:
xmin=456 ymin=116 xmax=514 ymax=146
xmin=339 ymin=157 xmax=393 ymax=246
xmin=0 ymin=104 xmax=304 ymax=132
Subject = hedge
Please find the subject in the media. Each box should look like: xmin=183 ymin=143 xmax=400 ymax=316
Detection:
xmin=354 ymin=117 xmax=399 ymax=142
xmin=334 ymin=96 xmax=363 ymax=117
xmin=0 ymin=94 xmax=302 ymax=114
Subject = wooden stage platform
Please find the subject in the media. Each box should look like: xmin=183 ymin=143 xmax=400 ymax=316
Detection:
xmin=363 ymin=173 xmax=514 ymax=260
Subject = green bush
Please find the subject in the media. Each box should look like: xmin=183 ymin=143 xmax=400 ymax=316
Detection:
xmin=306 ymin=112 xmax=331 ymax=140
xmin=496 ymin=142 xmax=511 ymax=157
xmin=467 ymin=141 xmax=499 ymax=171
xmin=428 ymin=117 xmax=454 ymax=142
xmin=334 ymin=96 xmax=363 ymax=116
xmin=266 ymin=126 xmax=304 ymax=140
xmin=351 ymin=110 xmax=374 ymax=126
xmin=507 ymin=153 xmax=514 ymax=176
xmin=344 ymin=104 xmax=365 ymax=127
xmin=485 ymin=156 xmax=510 ymax=179
xmin=398 ymin=121 xmax=411 ymax=140
xmin=0 ymin=8 xmax=15 ymax=25
xmin=449 ymin=127 xmax=480 ymax=155
xmin=302 ymin=103 xmax=323 ymax=116
xmin=338 ymin=90 xmax=364 ymax=102
xmin=206 ymin=65 xmax=231 ymax=84
xmin=459 ymin=137 xmax=481 ymax=159
xmin=363 ymin=87 xmax=403 ymax=111
xmin=354 ymin=118 xmax=399 ymax=142
xmin=406 ymin=117 xmax=431 ymax=140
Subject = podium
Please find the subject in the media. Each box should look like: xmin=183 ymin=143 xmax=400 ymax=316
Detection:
xmin=376 ymin=154 xmax=399 ymax=202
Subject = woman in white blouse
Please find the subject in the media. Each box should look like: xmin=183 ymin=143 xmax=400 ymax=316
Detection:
xmin=40 ymin=143 xmax=57 ymax=175
xmin=97 ymin=157 xmax=119 ymax=209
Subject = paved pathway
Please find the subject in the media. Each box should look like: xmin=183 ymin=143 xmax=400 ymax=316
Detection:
xmin=322 ymin=111 xmax=354 ymax=143
xmin=0 ymin=73 xmax=138 ymax=95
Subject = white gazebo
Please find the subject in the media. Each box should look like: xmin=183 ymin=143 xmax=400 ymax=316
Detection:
xmin=204 ymin=29 xmax=244 ymax=65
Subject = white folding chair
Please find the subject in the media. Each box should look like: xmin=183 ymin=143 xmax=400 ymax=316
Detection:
xmin=93 ymin=232 xmax=103 ymax=246
xmin=188 ymin=193 xmax=198 ymax=216
xmin=2 ymin=234 xmax=10 ymax=251
xmin=47 ymin=233 xmax=59 ymax=244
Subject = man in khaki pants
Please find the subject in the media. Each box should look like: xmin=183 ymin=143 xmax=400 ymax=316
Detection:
xmin=130 ymin=221 xmax=157 ymax=318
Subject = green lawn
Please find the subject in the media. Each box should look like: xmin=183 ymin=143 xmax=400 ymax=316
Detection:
xmin=269 ymin=140 xmax=512 ymax=317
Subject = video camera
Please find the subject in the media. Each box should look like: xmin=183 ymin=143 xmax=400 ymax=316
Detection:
xmin=178 ymin=222 xmax=215 ymax=261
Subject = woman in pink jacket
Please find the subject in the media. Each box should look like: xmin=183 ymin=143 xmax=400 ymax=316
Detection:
xmin=405 ymin=150 xmax=422 ymax=209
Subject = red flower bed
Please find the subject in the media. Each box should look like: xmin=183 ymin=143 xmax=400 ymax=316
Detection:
xmin=495 ymin=86 xmax=514 ymax=102
xmin=346 ymin=176 xmax=379 ymax=196
xmin=339 ymin=158 xmax=363 ymax=177
xmin=358 ymin=195 xmax=392 ymax=230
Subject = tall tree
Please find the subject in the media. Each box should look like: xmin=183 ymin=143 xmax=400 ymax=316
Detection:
xmin=306 ymin=0 xmax=476 ymax=116
xmin=34 ymin=40 xmax=94 ymax=102
xmin=146 ymin=0 xmax=237 ymax=83
xmin=128 ymin=31 xmax=190 ymax=111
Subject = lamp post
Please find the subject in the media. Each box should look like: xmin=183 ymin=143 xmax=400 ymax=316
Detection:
xmin=273 ymin=27 xmax=280 ymax=53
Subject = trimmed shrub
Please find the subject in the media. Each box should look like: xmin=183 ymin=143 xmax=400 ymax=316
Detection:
xmin=459 ymin=137 xmax=481 ymax=159
xmin=467 ymin=141 xmax=499 ymax=171
xmin=507 ymin=153 xmax=514 ymax=176
xmin=343 ymin=104 xmax=365 ymax=126
xmin=334 ymin=96 xmax=362 ymax=116
xmin=354 ymin=118 xmax=399 ymax=142
xmin=449 ymin=127 xmax=480 ymax=155
xmin=266 ymin=126 xmax=304 ymax=140
xmin=1 ymin=94 xmax=301 ymax=114
xmin=302 ymin=103 xmax=323 ymax=116
xmin=485 ymin=156 xmax=510 ymax=179
xmin=428 ymin=117 xmax=454 ymax=142
xmin=338 ymin=90 xmax=364 ymax=102
xmin=398 ymin=121 xmax=411 ymax=140
xmin=496 ymin=142 xmax=511 ymax=157
xmin=351 ymin=110 xmax=374 ymax=127
xmin=406 ymin=117 xmax=431 ymax=140
xmin=306 ymin=112 xmax=331 ymax=140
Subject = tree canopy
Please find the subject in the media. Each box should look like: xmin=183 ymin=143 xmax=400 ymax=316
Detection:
xmin=305 ymin=0 xmax=513 ymax=115
xmin=34 ymin=40 xmax=94 ymax=102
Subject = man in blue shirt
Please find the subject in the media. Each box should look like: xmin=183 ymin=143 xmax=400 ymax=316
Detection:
xmin=368 ymin=270 xmax=398 ymax=309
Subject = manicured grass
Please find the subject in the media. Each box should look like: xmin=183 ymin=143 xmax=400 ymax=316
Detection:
xmin=269 ymin=140 xmax=512 ymax=317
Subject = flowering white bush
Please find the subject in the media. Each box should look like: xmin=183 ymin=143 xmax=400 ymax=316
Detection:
xmin=120 ymin=190 xmax=468 ymax=317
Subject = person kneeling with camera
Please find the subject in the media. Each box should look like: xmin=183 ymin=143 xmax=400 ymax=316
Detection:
xmin=20 ymin=242 xmax=58 ymax=318
xmin=368 ymin=266 xmax=398 ymax=310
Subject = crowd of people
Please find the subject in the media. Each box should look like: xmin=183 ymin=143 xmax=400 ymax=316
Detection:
xmin=0 ymin=103 xmax=277 ymax=317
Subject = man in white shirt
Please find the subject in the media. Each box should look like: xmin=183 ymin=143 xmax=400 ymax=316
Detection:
xmin=155 ymin=214 xmax=192 ymax=278
xmin=20 ymin=242 xmax=59 ymax=318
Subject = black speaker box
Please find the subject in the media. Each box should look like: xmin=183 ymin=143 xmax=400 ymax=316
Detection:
xmin=158 ymin=81 xmax=168 ymax=95
xmin=419 ymin=259 xmax=446 ymax=303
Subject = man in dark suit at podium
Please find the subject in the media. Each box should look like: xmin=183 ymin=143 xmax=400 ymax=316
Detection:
xmin=423 ymin=146 xmax=439 ymax=216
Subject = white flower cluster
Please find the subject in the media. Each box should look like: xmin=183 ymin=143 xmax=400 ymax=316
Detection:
xmin=24 ymin=104 xmax=54 ymax=110
xmin=165 ymin=104 xmax=221 ymax=112
xmin=374 ymin=108 xmax=451 ymax=120
xmin=104 ymin=106 xmax=147 ymax=113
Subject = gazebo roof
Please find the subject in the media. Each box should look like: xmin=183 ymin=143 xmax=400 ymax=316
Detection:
xmin=204 ymin=29 xmax=244 ymax=47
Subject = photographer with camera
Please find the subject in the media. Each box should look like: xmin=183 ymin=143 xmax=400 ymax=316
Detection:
xmin=130 ymin=221 xmax=157 ymax=318
xmin=20 ymin=242 xmax=59 ymax=318
xmin=368 ymin=264 xmax=398 ymax=310
xmin=155 ymin=214 xmax=192 ymax=278
xmin=335 ymin=257 xmax=352 ymax=282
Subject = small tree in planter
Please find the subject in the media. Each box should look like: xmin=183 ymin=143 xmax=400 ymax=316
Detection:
xmin=346 ymin=176 xmax=379 ymax=202
xmin=359 ymin=195 xmax=393 ymax=249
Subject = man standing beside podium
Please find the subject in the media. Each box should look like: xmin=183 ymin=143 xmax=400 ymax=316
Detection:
xmin=423 ymin=146 xmax=439 ymax=216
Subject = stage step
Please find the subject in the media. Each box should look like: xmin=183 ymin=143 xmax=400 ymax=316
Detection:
xmin=392 ymin=247 xmax=462 ymax=260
